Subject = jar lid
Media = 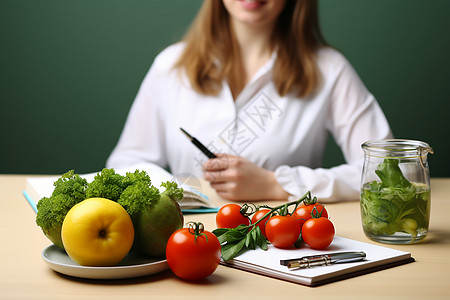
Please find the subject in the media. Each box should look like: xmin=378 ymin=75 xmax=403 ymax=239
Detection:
xmin=361 ymin=139 xmax=433 ymax=159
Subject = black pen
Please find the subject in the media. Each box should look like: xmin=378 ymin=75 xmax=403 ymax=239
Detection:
xmin=180 ymin=128 xmax=217 ymax=159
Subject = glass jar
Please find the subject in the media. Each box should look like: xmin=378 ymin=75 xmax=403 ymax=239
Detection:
xmin=360 ymin=139 xmax=433 ymax=244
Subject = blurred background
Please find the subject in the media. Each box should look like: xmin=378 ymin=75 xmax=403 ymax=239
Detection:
xmin=1 ymin=0 xmax=449 ymax=176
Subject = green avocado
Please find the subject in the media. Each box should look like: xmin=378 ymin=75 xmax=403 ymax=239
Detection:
xmin=131 ymin=194 xmax=184 ymax=258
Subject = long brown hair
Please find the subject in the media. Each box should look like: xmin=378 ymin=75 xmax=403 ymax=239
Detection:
xmin=175 ymin=0 xmax=326 ymax=98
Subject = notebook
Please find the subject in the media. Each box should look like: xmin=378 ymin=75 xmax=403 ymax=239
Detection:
xmin=222 ymin=236 xmax=413 ymax=287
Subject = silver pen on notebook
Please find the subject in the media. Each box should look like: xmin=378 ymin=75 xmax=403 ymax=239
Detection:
xmin=280 ymin=251 xmax=366 ymax=269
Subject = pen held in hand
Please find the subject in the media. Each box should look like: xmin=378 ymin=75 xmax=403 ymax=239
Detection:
xmin=180 ymin=128 xmax=217 ymax=159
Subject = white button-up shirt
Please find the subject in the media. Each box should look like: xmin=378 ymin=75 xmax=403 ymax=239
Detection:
xmin=106 ymin=43 xmax=392 ymax=202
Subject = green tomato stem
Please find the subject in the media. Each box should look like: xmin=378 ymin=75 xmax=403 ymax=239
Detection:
xmin=246 ymin=191 xmax=313 ymax=228
xmin=187 ymin=221 xmax=208 ymax=243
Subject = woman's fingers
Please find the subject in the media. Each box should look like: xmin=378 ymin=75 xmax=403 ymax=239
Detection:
xmin=203 ymin=170 xmax=222 ymax=183
xmin=209 ymin=181 xmax=239 ymax=201
xmin=202 ymin=154 xmax=289 ymax=201
xmin=202 ymin=154 xmax=233 ymax=183
xmin=202 ymin=154 xmax=230 ymax=172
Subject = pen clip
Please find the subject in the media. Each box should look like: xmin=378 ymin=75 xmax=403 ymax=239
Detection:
xmin=331 ymin=251 xmax=366 ymax=264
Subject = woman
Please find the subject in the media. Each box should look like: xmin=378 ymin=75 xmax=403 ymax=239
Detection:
xmin=106 ymin=0 xmax=392 ymax=202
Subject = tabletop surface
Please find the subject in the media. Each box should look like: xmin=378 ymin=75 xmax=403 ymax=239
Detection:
xmin=1 ymin=175 xmax=449 ymax=299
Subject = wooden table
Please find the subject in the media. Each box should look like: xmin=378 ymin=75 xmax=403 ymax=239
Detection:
xmin=1 ymin=175 xmax=449 ymax=299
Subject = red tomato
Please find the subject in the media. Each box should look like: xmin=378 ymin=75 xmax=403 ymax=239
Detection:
xmin=302 ymin=217 xmax=335 ymax=250
xmin=216 ymin=204 xmax=250 ymax=228
xmin=265 ymin=215 xmax=301 ymax=249
xmin=251 ymin=209 xmax=271 ymax=238
xmin=296 ymin=218 xmax=306 ymax=231
xmin=166 ymin=224 xmax=221 ymax=280
xmin=292 ymin=203 xmax=328 ymax=227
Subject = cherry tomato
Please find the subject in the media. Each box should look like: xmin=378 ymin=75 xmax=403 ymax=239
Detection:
xmin=216 ymin=204 xmax=250 ymax=228
xmin=302 ymin=217 xmax=335 ymax=250
xmin=251 ymin=209 xmax=271 ymax=238
xmin=265 ymin=215 xmax=301 ymax=249
xmin=292 ymin=203 xmax=328 ymax=227
xmin=166 ymin=222 xmax=221 ymax=280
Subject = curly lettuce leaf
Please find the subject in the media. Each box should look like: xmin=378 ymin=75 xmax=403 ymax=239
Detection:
xmin=160 ymin=181 xmax=184 ymax=202
xmin=85 ymin=168 xmax=126 ymax=201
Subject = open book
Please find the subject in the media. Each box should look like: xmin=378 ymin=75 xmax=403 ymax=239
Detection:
xmin=222 ymin=236 xmax=413 ymax=287
xmin=23 ymin=163 xmax=219 ymax=214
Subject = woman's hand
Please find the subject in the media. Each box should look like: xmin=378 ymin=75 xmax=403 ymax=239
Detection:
xmin=202 ymin=153 xmax=289 ymax=201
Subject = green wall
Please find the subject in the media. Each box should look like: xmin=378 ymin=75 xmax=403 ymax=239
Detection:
xmin=1 ymin=0 xmax=449 ymax=176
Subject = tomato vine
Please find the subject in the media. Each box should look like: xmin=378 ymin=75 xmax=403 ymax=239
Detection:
xmin=212 ymin=191 xmax=315 ymax=261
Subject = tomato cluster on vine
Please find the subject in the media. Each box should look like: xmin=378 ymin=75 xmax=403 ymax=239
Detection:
xmin=215 ymin=196 xmax=335 ymax=251
xmin=165 ymin=193 xmax=335 ymax=281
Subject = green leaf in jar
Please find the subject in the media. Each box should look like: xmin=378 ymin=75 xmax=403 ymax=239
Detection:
xmin=361 ymin=158 xmax=430 ymax=240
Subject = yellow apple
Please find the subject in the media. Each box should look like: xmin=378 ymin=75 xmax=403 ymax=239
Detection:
xmin=61 ymin=197 xmax=134 ymax=267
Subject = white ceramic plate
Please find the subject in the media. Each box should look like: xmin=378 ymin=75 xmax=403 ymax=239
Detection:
xmin=42 ymin=245 xmax=169 ymax=280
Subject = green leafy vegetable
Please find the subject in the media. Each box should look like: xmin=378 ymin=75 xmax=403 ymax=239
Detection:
xmin=375 ymin=159 xmax=412 ymax=189
xmin=51 ymin=170 xmax=88 ymax=202
xmin=118 ymin=182 xmax=160 ymax=216
xmin=160 ymin=181 xmax=184 ymax=202
xmin=123 ymin=169 xmax=152 ymax=186
xmin=36 ymin=170 xmax=87 ymax=231
xmin=35 ymin=170 xmax=88 ymax=248
xmin=85 ymin=168 xmax=127 ymax=201
xmin=361 ymin=158 xmax=430 ymax=241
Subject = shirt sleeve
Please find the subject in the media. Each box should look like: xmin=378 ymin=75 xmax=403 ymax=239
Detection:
xmin=274 ymin=50 xmax=392 ymax=202
xmin=106 ymin=52 xmax=171 ymax=169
